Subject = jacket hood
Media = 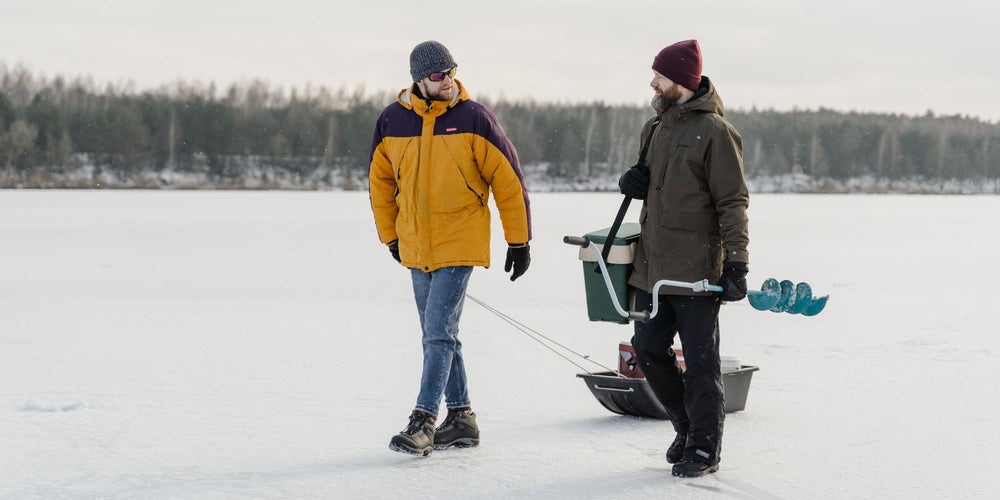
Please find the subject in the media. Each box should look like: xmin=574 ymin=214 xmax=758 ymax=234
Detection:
xmin=652 ymin=75 xmax=724 ymax=118
xmin=397 ymin=79 xmax=470 ymax=115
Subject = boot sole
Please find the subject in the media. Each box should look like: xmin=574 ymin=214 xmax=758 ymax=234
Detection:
xmin=389 ymin=441 xmax=433 ymax=457
xmin=671 ymin=463 xmax=719 ymax=478
xmin=433 ymin=438 xmax=480 ymax=450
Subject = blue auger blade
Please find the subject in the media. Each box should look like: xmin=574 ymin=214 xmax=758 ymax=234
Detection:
xmin=785 ymin=282 xmax=814 ymax=314
xmin=769 ymin=280 xmax=796 ymax=312
xmin=801 ymin=295 xmax=829 ymax=316
xmin=744 ymin=278 xmax=828 ymax=316
xmin=747 ymin=278 xmax=780 ymax=311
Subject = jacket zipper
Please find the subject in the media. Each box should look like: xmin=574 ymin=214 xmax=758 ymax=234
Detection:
xmin=465 ymin=184 xmax=484 ymax=206
xmin=453 ymin=164 xmax=484 ymax=207
xmin=655 ymin=124 xmax=669 ymax=190
xmin=394 ymin=138 xmax=418 ymax=198
xmin=394 ymin=165 xmax=401 ymax=199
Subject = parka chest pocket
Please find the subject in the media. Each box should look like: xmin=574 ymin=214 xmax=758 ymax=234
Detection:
xmin=658 ymin=136 xmax=710 ymax=189
xmin=443 ymin=138 xmax=486 ymax=189
xmin=672 ymin=134 xmax=711 ymax=164
xmin=391 ymin=138 xmax=419 ymax=205
xmin=656 ymin=141 xmax=693 ymax=189
xmin=430 ymin=155 xmax=486 ymax=214
xmin=671 ymin=142 xmax=692 ymax=160
xmin=453 ymin=161 xmax=487 ymax=208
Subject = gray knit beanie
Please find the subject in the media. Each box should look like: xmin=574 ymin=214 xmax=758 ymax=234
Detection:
xmin=409 ymin=41 xmax=457 ymax=82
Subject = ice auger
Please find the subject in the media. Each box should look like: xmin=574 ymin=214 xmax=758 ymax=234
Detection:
xmin=563 ymin=234 xmax=828 ymax=320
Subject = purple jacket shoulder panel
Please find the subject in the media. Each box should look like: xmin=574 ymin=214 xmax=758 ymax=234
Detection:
xmin=368 ymin=103 xmax=422 ymax=163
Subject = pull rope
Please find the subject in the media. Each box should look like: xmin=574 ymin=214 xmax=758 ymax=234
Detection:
xmin=465 ymin=294 xmax=622 ymax=377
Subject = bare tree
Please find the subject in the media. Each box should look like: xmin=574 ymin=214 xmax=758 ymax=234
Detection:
xmin=1 ymin=118 xmax=38 ymax=171
xmin=582 ymin=107 xmax=597 ymax=177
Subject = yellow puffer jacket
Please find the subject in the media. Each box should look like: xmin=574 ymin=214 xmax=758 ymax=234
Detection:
xmin=368 ymin=80 xmax=531 ymax=272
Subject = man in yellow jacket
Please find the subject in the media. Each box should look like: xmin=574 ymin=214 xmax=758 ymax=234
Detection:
xmin=369 ymin=40 xmax=532 ymax=457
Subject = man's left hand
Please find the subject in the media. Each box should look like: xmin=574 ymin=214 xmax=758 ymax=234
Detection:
xmin=504 ymin=244 xmax=530 ymax=281
xmin=719 ymin=261 xmax=748 ymax=301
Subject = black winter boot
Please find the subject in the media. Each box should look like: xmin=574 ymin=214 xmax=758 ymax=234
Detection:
xmin=433 ymin=408 xmax=479 ymax=450
xmin=671 ymin=458 xmax=720 ymax=478
xmin=389 ymin=410 xmax=436 ymax=457
xmin=665 ymin=432 xmax=687 ymax=464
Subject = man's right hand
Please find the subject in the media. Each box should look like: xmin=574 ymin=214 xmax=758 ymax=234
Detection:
xmin=387 ymin=239 xmax=401 ymax=263
xmin=618 ymin=164 xmax=650 ymax=200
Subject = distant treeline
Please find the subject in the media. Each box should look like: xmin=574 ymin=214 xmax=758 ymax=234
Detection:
xmin=2 ymin=64 xmax=999 ymax=191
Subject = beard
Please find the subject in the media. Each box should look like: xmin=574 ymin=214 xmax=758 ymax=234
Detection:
xmin=425 ymin=85 xmax=454 ymax=102
xmin=651 ymin=94 xmax=666 ymax=113
xmin=651 ymin=83 xmax=684 ymax=113
xmin=415 ymin=81 xmax=455 ymax=102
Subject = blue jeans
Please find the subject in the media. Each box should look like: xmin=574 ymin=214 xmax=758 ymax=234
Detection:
xmin=410 ymin=266 xmax=473 ymax=416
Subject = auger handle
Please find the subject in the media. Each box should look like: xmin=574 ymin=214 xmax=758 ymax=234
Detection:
xmin=628 ymin=310 xmax=650 ymax=322
xmin=563 ymin=235 xmax=591 ymax=247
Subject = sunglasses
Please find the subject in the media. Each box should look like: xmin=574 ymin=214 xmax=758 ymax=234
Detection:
xmin=428 ymin=68 xmax=457 ymax=82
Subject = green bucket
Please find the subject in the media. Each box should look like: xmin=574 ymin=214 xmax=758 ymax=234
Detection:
xmin=578 ymin=223 xmax=641 ymax=324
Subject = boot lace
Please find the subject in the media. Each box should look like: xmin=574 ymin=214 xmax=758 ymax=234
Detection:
xmin=438 ymin=408 xmax=472 ymax=431
xmin=438 ymin=411 xmax=459 ymax=430
xmin=402 ymin=411 xmax=434 ymax=435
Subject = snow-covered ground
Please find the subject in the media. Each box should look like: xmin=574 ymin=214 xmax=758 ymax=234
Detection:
xmin=2 ymin=190 xmax=998 ymax=499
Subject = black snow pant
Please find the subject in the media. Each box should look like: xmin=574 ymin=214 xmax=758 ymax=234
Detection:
xmin=630 ymin=289 xmax=724 ymax=464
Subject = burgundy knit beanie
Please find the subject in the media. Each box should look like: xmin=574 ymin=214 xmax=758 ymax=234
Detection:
xmin=652 ymin=40 xmax=703 ymax=92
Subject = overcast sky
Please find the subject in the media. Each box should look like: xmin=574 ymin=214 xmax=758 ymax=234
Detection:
xmin=4 ymin=0 xmax=999 ymax=121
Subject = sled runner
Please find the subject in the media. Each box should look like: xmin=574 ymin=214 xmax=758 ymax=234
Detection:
xmin=577 ymin=367 xmax=760 ymax=418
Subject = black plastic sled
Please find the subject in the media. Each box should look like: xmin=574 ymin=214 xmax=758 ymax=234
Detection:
xmin=577 ymin=366 xmax=760 ymax=419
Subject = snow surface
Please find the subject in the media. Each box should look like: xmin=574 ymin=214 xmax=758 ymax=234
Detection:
xmin=2 ymin=190 xmax=998 ymax=499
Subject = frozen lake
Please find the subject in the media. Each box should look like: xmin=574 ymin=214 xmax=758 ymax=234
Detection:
xmin=2 ymin=190 xmax=998 ymax=498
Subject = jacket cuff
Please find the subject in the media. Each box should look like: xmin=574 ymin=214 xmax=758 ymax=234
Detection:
xmin=724 ymin=248 xmax=749 ymax=263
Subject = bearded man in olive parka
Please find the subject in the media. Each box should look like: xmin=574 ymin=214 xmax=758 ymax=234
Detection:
xmin=618 ymin=40 xmax=750 ymax=478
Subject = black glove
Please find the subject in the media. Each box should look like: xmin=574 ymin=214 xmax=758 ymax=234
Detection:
xmin=504 ymin=244 xmax=530 ymax=281
xmin=387 ymin=239 xmax=401 ymax=263
xmin=618 ymin=164 xmax=650 ymax=200
xmin=719 ymin=261 xmax=748 ymax=301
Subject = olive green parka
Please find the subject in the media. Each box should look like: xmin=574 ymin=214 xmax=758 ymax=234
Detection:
xmin=628 ymin=76 xmax=749 ymax=295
